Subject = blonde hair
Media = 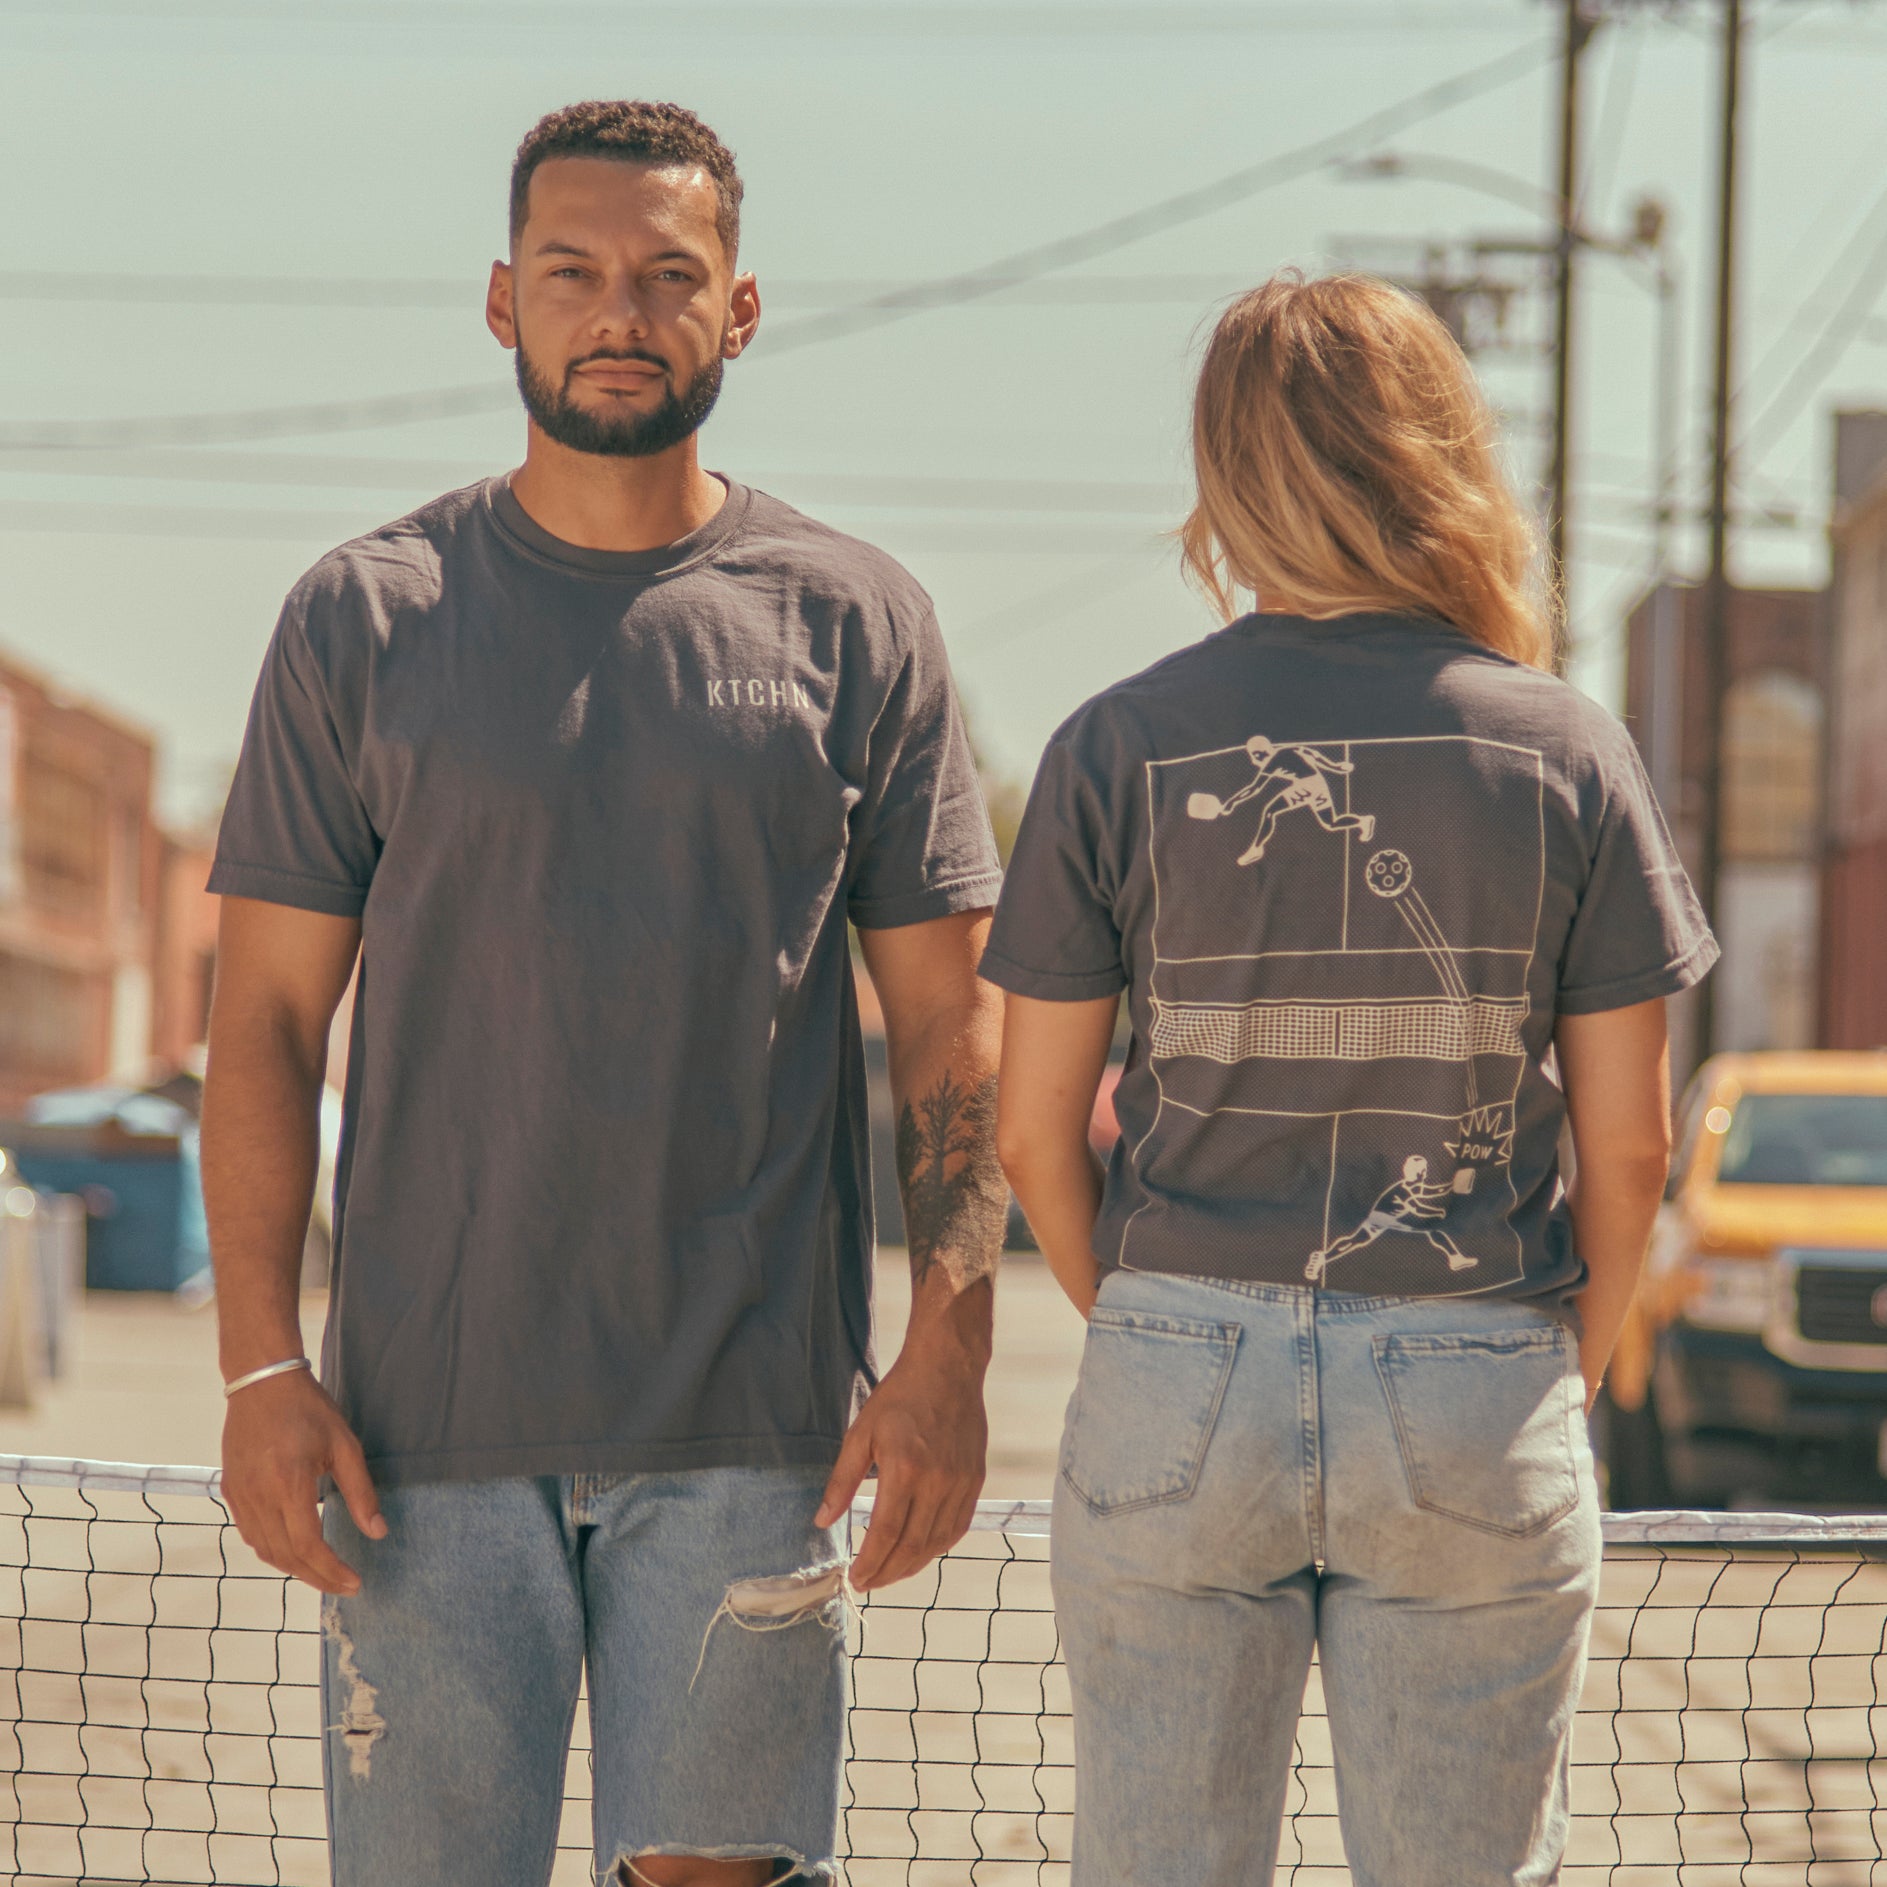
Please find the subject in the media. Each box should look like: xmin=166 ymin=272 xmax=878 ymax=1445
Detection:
xmin=1180 ymin=271 xmax=1550 ymax=669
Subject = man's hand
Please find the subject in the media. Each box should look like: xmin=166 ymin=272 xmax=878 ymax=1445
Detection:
xmin=222 ymin=1369 xmax=387 ymax=1595
xmin=815 ymin=1287 xmax=990 ymax=1591
xmin=841 ymin=912 xmax=1002 ymax=1591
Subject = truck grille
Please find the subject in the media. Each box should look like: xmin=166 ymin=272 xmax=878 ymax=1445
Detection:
xmin=1795 ymin=1264 xmax=1887 ymax=1346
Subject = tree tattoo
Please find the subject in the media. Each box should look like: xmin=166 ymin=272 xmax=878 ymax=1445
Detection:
xmin=894 ymin=1069 xmax=1005 ymax=1288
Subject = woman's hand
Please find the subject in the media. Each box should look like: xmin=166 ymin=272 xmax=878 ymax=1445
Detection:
xmin=994 ymin=992 xmax=1119 ymax=1317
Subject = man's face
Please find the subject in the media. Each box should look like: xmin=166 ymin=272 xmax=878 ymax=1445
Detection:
xmin=487 ymin=156 xmax=758 ymax=458
xmin=1404 ymin=1156 xmax=1428 ymax=1182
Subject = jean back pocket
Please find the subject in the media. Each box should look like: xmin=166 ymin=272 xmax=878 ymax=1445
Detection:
xmin=1061 ymin=1307 xmax=1239 ymax=1516
xmin=1374 ymin=1326 xmax=1579 ymax=1538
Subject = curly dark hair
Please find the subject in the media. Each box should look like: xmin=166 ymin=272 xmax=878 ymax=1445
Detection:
xmin=509 ymin=100 xmax=743 ymax=259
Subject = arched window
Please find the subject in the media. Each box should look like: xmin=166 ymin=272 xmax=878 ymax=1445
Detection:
xmin=1722 ymin=670 xmax=1822 ymax=862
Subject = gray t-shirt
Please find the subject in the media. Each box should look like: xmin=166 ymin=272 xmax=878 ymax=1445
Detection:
xmin=980 ymin=612 xmax=1715 ymax=1306
xmin=210 ymin=477 xmax=1002 ymax=1486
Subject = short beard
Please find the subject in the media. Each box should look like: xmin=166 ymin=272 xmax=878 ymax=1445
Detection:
xmin=514 ymin=338 xmax=724 ymax=458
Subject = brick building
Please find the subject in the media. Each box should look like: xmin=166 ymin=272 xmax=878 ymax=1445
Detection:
xmin=150 ymin=828 xmax=219 ymax=1074
xmin=1822 ymin=410 xmax=1887 ymax=1049
xmin=1622 ymin=579 xmax=1825 ymax=1060
xmin=0 ymin=654 xmax=160 ymax=1112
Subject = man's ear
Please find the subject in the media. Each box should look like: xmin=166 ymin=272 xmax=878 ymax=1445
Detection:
xmin=486 ymin=260 xmax=517 ymax=349
xmin=723 ymin=271 xmax=761 ymax=360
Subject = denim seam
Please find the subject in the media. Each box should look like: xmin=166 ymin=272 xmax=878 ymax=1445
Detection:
xmin=1088 ymin=1306 xmax=1240 ymax=1342
xmin=1060 ymin=1324 xmax=1240 ymax=1517
xmin=1301 ymin=1295 xmax=1324 ymax=1565
xmin=1162 ymin=1270 xmax=1495 ymax=1316
xmin=1371 ymin=1337 xmax=1581 ymax=1540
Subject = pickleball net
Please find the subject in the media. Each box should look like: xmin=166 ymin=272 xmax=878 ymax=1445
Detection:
xmin=5 ymin=1458 xmax=1887 ymax=1886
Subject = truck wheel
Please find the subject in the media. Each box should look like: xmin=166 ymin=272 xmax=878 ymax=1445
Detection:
xmin=1595 ymin=1381 xmax=1673 ymax=1511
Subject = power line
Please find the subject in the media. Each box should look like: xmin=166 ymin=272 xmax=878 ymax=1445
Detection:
xmin=0 ymin=35 xmax=1550 ymax=453
xmin=1738 ymin=175 xmax=1887 ymax=411
xmin=0 ymin=1 xmax=1543 ymax=35
xmin=0 ymin=271 xmax=1265 ymax=310
xmin=949 ymin=555 xmax=1161 ymax=652
xmin=0 ymin=447 xmax=1189 ymax=515
xmin=0 ymin=496 xmax=1172 ymax=550
xmin=1740 ymin=193 xmax=1887 ymax=458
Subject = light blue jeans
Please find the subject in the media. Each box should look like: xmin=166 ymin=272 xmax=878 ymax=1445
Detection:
xmin=319 ymin=1467 xmax=846 ymax=1887
xmin=1052 ymin=1269 xmax=1601 ymax=1887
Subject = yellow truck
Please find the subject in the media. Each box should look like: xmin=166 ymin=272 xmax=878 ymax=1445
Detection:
xmin=1602 ymin=1051 xmax=1887 ymax=1507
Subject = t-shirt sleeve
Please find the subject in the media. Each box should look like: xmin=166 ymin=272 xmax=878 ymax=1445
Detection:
xmin=846 ymin=607 xmax=1003 ymax=929
xmin=206 ymin=598 xmax=380 ymax=918
xmin=1557 ymin=728 xmax=1719 ymax=1015
xmin=978 ymin=727 xmax=1127 ymax=1001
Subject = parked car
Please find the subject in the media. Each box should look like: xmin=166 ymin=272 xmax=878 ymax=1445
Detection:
xmin=1600 ymin=1051 xmax=1887 ymax=1506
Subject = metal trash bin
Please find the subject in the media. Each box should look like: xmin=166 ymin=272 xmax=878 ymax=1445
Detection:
xmin=0 ymin=1183 xmax=44 ymax=1409
xmin=33 ymin=1189 xmax=84 ymax=1378
xmin=2 ymin=1088 xmax=211 ymax=1295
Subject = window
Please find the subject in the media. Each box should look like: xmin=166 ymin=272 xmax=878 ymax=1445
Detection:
xmin=21 ymin=756 xmax=106 ymax=917
xmin=1722 ymin=671 xmax=1821 ymax=863
xmin=1717 ymin=1093 xmax=1887 ymax=1188
xmin=0 ymin=952 xmax=100 ymax=1081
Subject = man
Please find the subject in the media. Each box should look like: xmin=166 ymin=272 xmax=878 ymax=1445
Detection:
xmin=1185 ymin=734 xmax=1374 ymax=865
xmin=1305 ymin=1153 xmax=1476 ymax=1283
xmin=202 ymin=100 xmax=1006 ymax=1887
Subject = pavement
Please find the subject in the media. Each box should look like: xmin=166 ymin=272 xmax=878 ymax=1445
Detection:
xmin=0 ymin=1249 xmax=1087 ymax=1493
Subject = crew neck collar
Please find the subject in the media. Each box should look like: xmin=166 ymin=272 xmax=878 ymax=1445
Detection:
xmin=486 ymin=474 xmax=751 ymax=580
xmin=1229 ymin=608 xmax=1472 ymax=644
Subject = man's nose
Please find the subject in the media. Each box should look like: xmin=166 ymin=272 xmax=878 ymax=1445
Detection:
xmin=591 ymin=276 xmax=651 ymax=341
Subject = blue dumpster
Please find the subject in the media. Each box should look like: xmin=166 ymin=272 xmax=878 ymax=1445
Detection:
xmin=2 ymin=1088 xmax=210 ymax=1294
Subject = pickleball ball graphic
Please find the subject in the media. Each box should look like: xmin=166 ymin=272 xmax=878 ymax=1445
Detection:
xmin=1364 ymin=847 xmax=1414 ymax=899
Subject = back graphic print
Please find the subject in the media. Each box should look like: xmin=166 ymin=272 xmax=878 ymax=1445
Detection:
xmin=1147 ymin=730 xmax=1543 ymax=1295
xmin=980 ymin=613 xmax=1716 ymax=1306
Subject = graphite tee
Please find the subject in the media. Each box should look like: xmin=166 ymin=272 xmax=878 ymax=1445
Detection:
xmin=210 ymin=478 xmax=1002 ymax=1486
xmin=979 ymin=612 xmax=1716 ymax=1307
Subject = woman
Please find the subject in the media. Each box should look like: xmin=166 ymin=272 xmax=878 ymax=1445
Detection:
xmin=982 ymin=273 xmax=1715 ymax=1887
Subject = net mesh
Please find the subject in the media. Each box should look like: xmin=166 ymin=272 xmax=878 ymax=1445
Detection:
xmin=1149 ymin=997 xmax=1526 ymax=1066
xmin=5 ymin=1457 xmax=1887 ymax=1886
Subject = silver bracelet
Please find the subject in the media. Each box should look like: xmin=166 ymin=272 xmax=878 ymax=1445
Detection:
xmin=223 ymin=1356 xmax=313 ymax=1399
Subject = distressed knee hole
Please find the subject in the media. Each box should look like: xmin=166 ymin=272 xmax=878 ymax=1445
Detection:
xmin=689 ymin=1560 xmax=849 ymax=1690
xmin=321 ymin=1596 xmax=387 ymax=1781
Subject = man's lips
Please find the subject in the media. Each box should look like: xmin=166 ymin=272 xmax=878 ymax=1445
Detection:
xmin=571 ymin=357 xmax=666 ymax=390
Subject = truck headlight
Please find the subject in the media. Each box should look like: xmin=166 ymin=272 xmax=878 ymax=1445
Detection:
xmin=1680 ymin=1256 xmax=1775 ymax=1333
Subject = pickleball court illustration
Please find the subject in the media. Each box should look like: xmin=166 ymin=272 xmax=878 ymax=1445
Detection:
xmin=1131 ymin=733 xmax=1547 ymax=1291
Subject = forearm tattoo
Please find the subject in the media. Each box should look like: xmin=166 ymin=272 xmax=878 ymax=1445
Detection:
xmin=894 ymin=1069 xmax=1006 ymax=1289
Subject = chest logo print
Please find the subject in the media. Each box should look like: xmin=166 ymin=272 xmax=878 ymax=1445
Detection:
xmin=708 ymin=678 xmax=812 ymax=710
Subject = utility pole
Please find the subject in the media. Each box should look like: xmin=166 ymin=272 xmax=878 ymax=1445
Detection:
xmin=1695 ymin=0 xmax=1744 ymax=1059
xmin=1547 ymin=0 xmax=1598 ymax=674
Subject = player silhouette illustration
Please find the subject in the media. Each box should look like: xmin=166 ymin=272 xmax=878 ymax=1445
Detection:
xmin=1305 ymin=1154 xmax=1478 ymax=1284
xmin=1186 ymin=735 xmax=1376 ymax=865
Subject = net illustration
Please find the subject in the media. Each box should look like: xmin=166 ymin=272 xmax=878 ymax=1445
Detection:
xmin=7 ymin=1457 xmax=1887 ymax=1885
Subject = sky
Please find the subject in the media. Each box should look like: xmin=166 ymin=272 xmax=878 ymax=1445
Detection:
xmin=4 ymin=0 xmax=1887 ymax=823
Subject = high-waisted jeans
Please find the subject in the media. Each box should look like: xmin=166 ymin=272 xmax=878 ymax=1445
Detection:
xmin=1052 ymin=1267 xmax=1602 ymax=1887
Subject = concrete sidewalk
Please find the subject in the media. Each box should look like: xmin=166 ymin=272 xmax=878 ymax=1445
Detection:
xmin=0 ymin=1250 xmax=1086 ymax=1494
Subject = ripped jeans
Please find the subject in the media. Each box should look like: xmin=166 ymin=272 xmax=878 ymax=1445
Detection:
xmin=320 ymin=1467 xmax=846 ymax=1887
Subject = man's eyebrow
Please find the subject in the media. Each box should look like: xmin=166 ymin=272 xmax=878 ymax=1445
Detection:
xmin=531 ymin=240 xmax=710 ymax=265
